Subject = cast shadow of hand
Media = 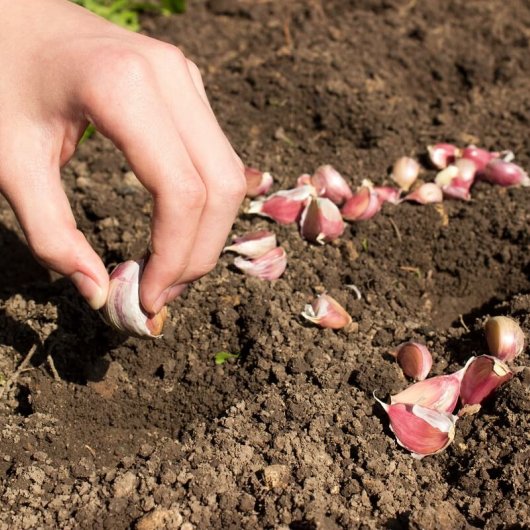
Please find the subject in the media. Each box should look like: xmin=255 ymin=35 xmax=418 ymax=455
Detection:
xmin=0 ymin=223 xmax=124 ymax=387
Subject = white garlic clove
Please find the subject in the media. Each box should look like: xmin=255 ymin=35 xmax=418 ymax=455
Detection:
xmin=233 ymin=246 xmax=287 ymax=280
xmin=403 ymin=182 xmax=443 ymax=204
xmin=427 ymin=143 xmax=461 ymax=169
xmin=101 ymin=259 xmax=167 ymax=338
xmin=299 ymin=197 xmax=345 ymax=244
xmin=391 ymin=156 xmax=420 ymax=191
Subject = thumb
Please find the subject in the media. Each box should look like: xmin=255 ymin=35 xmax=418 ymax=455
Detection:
xmin=0 ymin=155 xmax=109 ymax=309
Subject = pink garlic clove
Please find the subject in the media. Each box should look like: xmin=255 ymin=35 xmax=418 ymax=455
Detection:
xmin=459 ymin=355 xmax=513 ymax=406
xmin=341 ymin=186 xmax=382 ymax=221
xmin=101 ymin=259 xmax=167 ymax=338
xmin=392 ymin=342 xmax=433 ymax=381
xmin=403 ymin=183 xmax=443 ymax=204
xmin=427 ymin=143 xmax=461 ymax=169
xmin=391 ymin=156 xmax=420 ymax=191
xmin=376 ymin=397 xmax=457 ymax=459
xmin=374 ymin=186 xmax=402 ymax=205
xmin=299 ymin=197 xmax=345 ymax=244
xmin=233 ymin=246 xmax=287 ymax=280
xmin=390 ymin=366 xmax=468 ymax=414
xmin=435 ymin=159 xmax=477 ymax=201
xmin=485 ymin=316 xmax=525 ymax=363
xmin=483 ymin=159 xmax=530 ymax=187
xmin=223 ymin=230 xmax=277 ymax=259
xmin=247 ymin=185 xmax=315 ymax=224
xmin=301 ymin=293 xmax=352 ymax=330
xmin=244 ymin=166 xmax=274 ymax=197
xmin=310 ymin=165 xmax=353 ymax=205
xmin=460 ymin=145 xmax=498 ymax=173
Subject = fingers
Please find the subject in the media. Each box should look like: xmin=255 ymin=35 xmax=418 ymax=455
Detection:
xmin=163 ymin=58 xmax=246 ymax=289
xmin=0 ymin=133 xmax=108 ymax=309
xmin=81 ymin=50 xmax=207 ymax=314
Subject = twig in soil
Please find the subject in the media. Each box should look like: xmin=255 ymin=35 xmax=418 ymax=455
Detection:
xmin=0 ymin=344 xmax=37 ymax=400
xmin=47 ymin=355 xmax=61 ymax=382
xmin=400 ymin=266 xmax=422 ymax=279
xmin=84 ymin=444 xmax=97 ymax=458
xmin=388 ymin=218 xmax=402 ymax=242
xmin=459 ymin=314 xmax=470 ymax=333
xmin=345 ymin=284 xmax=362 ymax=300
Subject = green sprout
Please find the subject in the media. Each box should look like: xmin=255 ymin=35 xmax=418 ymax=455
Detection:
xmin=214 ymin=351 xmax=240 ymax=365
xmin=73 ymin=0 xmax=187 ymax=32
xmin=360 ymin=238 xmax=369 ymax=252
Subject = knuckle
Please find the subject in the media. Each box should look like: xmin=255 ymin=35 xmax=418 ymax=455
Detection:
xmin=176 ymin=177 xmax=207 ymax=210
xmin=218 ymin=170 xmax=247 ymax=203
xmin=153 ymin=43 xmax=188 ymax=70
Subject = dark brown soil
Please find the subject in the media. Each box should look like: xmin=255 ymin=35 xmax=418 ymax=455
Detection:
xmin=1 ymin=1 xmax=529 ymax=528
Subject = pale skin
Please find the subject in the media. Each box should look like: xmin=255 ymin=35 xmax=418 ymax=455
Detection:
xmin=0 ymin=0 xmax=246 ymax=315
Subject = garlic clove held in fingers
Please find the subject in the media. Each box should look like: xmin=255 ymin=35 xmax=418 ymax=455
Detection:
xmin=101 ymin=259 xmax=167 ymax=338
xmin=223 ymin=230 xmax=277 ymax=259
xmin=244 ymin=166 xmax=274 ymax=197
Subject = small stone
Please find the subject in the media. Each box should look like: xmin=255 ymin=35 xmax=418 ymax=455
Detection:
xmin=113 ymin=471 xmax=137 ymax=498
xmin=263 ymin=464 xmax=289 ymax=489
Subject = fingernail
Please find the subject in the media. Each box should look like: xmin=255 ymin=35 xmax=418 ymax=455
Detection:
xmin=70 ymin=271 xmax=106 ymax=310
xmin=151 ymin=288 xmax=171 ymax=315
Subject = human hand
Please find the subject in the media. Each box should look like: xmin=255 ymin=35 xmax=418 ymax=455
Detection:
xmin=0 ymin=0 xmax=246 ymax=314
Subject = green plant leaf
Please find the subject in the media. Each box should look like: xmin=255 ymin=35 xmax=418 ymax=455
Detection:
xmin=214 ymin=351 xmax=240 ymax=365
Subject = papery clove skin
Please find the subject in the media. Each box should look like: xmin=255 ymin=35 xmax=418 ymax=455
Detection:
xmin=299 ymin=197 xmax=345 ymax=244
xmin=435 ymin=159 xmax=476 ymax=201
xmin=341 ymin=186 xmax=382 ymax=221
xmin=391 ymin=156 xmax=420 ymax=191
xmin=485 ymin=316 xmax=525 ymax=363
xmin=483 ymin=159 xmax=530 ymax=187
xmin=247 ymin=185 xmax=315 ymax=224
xmin=233 ymin=246 xmax=287 ymax=280
xmin=459 ymin=355 xmax=513 ymax=406
xmin=427 ymin=143 xmax=461 ymax=169
xmin=311 ymin=165 xmax=353 ymax=205
xmin=390 ymin=366 xmax=468 ymax=414
xmin=376 ymin=397 xmax=457 ymax=459
xmin=244 ymin=166 xmax=274 ymax=197
xmin=223 ymin=230 xmax=277 ymax=259
xmin=403 ymin=183 xmax=443 ymax=204
xmin=101 ymin=260 xmax=167 ymax=338
xmin=301 ymin=293 xmax=352 ymax=329
xmin=374 ymin=186 xmax=401 ymax=205
xmin=460 ymin=145 xmax=498 ymax=173
xmin=296 ymin=173 xmax=312 ymax=187
xmin=392 ymin=342 xmax=433 ymax=381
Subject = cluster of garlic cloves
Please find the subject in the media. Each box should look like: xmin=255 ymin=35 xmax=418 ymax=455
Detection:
xmin=101 ymin=259 xmax=168 ymax=339
xmin=378 ymin=315 xmax=526 ymax=458
xmin=301 ymin=293 xmax=352 ymax=330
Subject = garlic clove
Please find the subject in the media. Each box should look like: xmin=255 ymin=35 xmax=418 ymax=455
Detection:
xmin=301 ymin=293 xmax=352 ymax=329
xmin=223 ymin=230 xmax=277 ymax=259
xmin=391 ymin=156 xmax=420 ymax=191
xmin=247 ymin=185 xmax=315 ymax=224
xmin=403 ymin=182 xmax=443 ymax=204
xmin=341 ymin=186 xmax=382 ymax=221
xmin=296 ymin=173 xmax=312 ymax=187
xmin=233 ymin=246 xmax=287 ymax=280
xmin=310 ymin=165 xmax=353 ymax=205
xmin=390 ymin=367 xmax=467 ymax=413
xmin=460 ymin=145 xmax=498 ymax=173
xmin=485 ymin=316 xmax=525 ymax=362
xmin=435 ymin=159 xmax=477 ymax=201
xmin=299 ymin=197 xmax=345 ymax=244
xmin=374 ymin=186 xmax=402 ymax=205
xmin=459 ymin=355 xmax=513 ymax=406
xmin=483 ymin=159 xmax=530 ymax=187
xmin=427 ymin=143 xmax=461 ymax=169
xmin=392 ymin=342 xmax=433 ymax=381
xmin=101 ymin=259 xmax=167 ymax=338
xmin=244 ymin=166 xmax=274 ymax=197
xmin=376 ymin=397 xmax=457 ymax=459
